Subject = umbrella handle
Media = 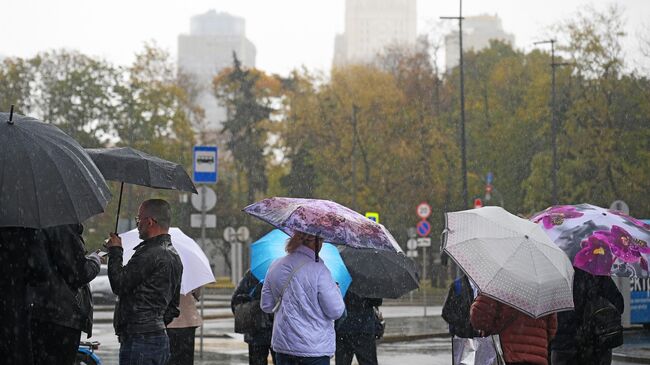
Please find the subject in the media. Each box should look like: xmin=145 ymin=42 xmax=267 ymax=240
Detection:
xmin=7 ymin=105 xmax=14 ymax=124
xmin=440 ymin=229 xmax=449 ymax=252
xmin=114 ymin=182 xmax=124 ymax=233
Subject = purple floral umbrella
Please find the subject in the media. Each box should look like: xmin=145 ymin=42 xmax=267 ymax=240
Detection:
xmin=243 ymin=197 xmax=402 ymax=253
xmin=531 ymin=204 xmax=650 ymax=277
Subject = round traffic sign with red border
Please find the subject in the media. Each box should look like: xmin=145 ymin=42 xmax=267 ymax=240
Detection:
xmin=416 ymin=220 xmax=431 ymax=237
xmin=416 ymin=202 xmax=431 ymax=219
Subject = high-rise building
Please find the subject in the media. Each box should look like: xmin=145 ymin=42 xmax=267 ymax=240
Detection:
xmin=333 ymin=0 xmax=417 ymax=66
xmin=178 ymin=10 xmax=256 ymax=137
xmin=445 ymin=14 xmax=514 ymax=71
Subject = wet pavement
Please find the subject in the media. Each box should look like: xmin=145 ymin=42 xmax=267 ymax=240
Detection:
xmin=88 ymin=303 xmax=650 ymax=365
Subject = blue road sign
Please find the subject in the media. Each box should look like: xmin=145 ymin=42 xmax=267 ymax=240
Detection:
xmin=487 ymin=171 xmax=494 ymax=185
xmin=416 ymin=220 xmax=431 ymax=237
xmin=193 ymin=146 xmax=218 ymax=184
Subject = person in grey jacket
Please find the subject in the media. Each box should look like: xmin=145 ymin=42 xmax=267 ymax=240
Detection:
xmin=261 ymin=231 xmax=345 ymax=365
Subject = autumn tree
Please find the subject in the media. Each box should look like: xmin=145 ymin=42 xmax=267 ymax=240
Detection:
xmin=213 ymin=53 xmax=282 ymax=204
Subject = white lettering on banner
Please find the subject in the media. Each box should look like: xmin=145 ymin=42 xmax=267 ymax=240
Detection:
xmin=631 ymin=278 xmax=650 ymax=292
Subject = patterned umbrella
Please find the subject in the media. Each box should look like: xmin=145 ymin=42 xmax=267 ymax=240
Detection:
xmin=243 ymin=197 xmax=401 ymax=252
xmin=444 ymin=207 xmax=574 ymax=318
xmin=531 ymin=204 xmax=650 ymax=277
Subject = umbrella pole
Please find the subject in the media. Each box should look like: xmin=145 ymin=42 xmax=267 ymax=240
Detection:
xmin=114 ymin=182 xmax=124 ymax=234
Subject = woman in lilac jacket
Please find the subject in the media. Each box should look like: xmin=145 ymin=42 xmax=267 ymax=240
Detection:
xmin=261 ymin=231 xmax=346 ymax=365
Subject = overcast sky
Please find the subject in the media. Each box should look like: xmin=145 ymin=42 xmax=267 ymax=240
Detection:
xmin=2 ymin=0 xmax=649 ymax=75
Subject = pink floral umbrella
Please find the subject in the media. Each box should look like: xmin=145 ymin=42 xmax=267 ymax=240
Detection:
xmin=243 ymin=197 xmax=402 ymax=253
xmin=531 ymin=204 xmax=650 ymax=277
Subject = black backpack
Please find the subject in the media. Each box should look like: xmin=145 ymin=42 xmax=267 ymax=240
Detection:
xmin=579 ymin=290 xmax=624 ymax=349
xmin=442 ymin=276 xmax=478 ymax=338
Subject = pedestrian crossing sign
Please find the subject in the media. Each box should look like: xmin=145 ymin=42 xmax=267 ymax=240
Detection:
xmin=365 ymin=212 xmax=379 ymax=223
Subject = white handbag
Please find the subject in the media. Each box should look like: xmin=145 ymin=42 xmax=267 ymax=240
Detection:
xmin=452 ymin=336 xmax=498 ymax=365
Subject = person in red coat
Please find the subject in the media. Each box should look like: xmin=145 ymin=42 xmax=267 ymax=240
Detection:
xmin=470 ymin=294 xmax=557 ymax=365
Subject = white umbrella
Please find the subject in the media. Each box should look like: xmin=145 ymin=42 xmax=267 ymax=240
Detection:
xmin=120 ymin=227 xmax=215 ymax=294
xmin=443 ymin=206 xmax=574 ymax=318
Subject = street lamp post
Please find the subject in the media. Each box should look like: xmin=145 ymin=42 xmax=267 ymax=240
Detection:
xmin=442 ymin=0 xmax=467 ymax=279
xmin=441 ymin=0 xmax=468 ymax=210
xmin=534 ymin=39 xmax=570 ymax=205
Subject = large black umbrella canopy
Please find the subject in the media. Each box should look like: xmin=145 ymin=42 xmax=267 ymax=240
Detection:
xmin=85 ymin=147 xmax=197 ymax=193
xmin=85 ymin=147 xmax=197 ymax=232
xmin=0 ymin=112 xmax=111 ymax=228
xmin=339 ymin=246 xmax=419 ymax=299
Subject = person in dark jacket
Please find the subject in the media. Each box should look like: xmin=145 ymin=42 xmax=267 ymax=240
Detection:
xmin=550 ymin=268 xmax=624 ymax=365
xmin=231 ymin=269 xmax=275 ymax=365
xmin=29 ymin=224 xmax=101 ymax=365
xmin=335 ymin=292 xmax=383 ymax=365
xmin=442 ymin=275 xmax=480 ymax=338
xmin=106 ymin=199 xmax=183 ymax=365
xmin=0 ymin=227 xmax=46 ymax=365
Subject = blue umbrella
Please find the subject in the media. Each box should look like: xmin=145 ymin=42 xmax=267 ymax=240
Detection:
xmin=250 ymin=229 xmax=352 ymax=295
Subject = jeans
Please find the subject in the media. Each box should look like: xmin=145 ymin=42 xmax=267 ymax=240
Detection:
xmin=276 ymin=352 xmax=330 ymax=365
xmin=119 ymin=331 xmax=170 ymax=365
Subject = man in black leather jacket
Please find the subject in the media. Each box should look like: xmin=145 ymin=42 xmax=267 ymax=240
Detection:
xmin=29 ymin=224 xmax=101 ymax=365
xmin=107 ymin=199 xmax=183 ymax=365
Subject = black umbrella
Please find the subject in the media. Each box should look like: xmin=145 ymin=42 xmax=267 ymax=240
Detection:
xmin=339 ymin=246 xmax=419 ymax=299
xmin=0 ymin=109 xmax=111 ymax=228
xmin=85 ymin=147 xmax=197 ymax=232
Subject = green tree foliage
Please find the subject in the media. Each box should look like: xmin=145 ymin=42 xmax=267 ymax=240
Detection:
xmin=523 ymin=5 xmax=650 ymax=216
xmin=30 ymin=50 xmax=120 ymax=147
xmin=279 ymin=42 xmax=458 ymax=250
xmin=0 ymin=57 xmax=34 ymax=114
xmin=213 ymin=53 xmax=282 ymax=204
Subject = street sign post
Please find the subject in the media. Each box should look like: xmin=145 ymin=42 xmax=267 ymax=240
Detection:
xmin=193 ymin=146 xmax=218 ymax=184
xmin=417 ymin=237 xmax=431 ymax=247
xmin=417 ymin=202 xmax=431 ymax=219
xmin=365 ymin=212 xmax=379 ymax=223
xmin=610 ymin=200 xmax=630 ymax=215
xmin=223 ymin=227 xmax=237 ymax=243
xmin=191 ymin=214 xmax=215 ymax=228
xmin=407 ymin=227 xmax=417 ymax=238
xmin=416 ymin=220 xmax=431 ymax=237
xmin=407 ymin=238 xmax=418 ymax=250
xmin=237 ymin=226 xmax=250 ymax=242
xmin=191 ymin=186 xmax=217 ymax=211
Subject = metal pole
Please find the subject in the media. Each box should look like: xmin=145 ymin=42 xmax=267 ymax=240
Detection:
xmin=441 ymin=0 xmax=466 ymax=279
xmin=422 ymin=246 xmax=426 ymax=316
xmin=458 ymin=0 xmax=468 ymax=211
xmin=550 ymin=41 xmax=558 ymax=205
xmin=199 ymin=185 xmax=206 ymax=358
xmin=534 ymin=39 xmax=571 ymax=205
